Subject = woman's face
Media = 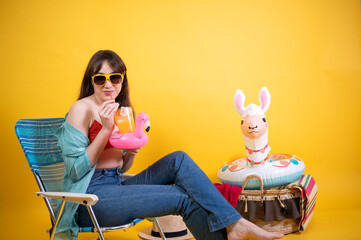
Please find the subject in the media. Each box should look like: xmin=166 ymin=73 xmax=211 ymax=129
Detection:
xmin=92 ymin=61 xmax=122 ymax=102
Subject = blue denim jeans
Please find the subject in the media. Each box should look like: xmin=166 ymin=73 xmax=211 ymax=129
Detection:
xmin=77 ymin=151 xmax=241 ymax=239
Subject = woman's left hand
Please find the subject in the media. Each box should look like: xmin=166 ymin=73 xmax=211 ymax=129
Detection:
xmin=122 ymin=148 xmax=140 ymax=172
xmin=123 ymin=148 xmax=141 ymax=156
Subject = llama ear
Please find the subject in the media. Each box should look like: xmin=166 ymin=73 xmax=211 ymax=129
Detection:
xmin=233 ymin=89 xmax=246 ymax=116
xmin=258 ymin=87 xmax=271 ymax=113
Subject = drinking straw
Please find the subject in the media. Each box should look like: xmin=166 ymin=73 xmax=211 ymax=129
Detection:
xmin=110 ymin=94 xmax=120 ymax=115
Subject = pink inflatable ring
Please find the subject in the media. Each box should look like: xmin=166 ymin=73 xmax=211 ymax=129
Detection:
xmin=109 ymin=112 xmax=150 ymax=149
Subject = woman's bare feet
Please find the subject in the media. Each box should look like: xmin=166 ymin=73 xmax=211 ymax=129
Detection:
xmin=226 ymin=218 xmax=284 ymax=240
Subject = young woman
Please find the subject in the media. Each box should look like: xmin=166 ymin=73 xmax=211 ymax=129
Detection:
xmin=54 ymin=50 xmax=284 ymax=240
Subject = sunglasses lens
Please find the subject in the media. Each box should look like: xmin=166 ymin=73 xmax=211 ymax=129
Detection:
xmin=93 ymin=75 xmax=106 ymax=85
xmin=110 ymin=74 xmax=123 ymax=84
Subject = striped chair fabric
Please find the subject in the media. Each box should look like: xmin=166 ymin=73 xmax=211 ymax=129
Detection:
xmin=15 ymin=118 xmax=65 ymax=212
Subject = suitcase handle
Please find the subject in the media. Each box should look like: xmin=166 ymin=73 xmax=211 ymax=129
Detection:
xmin=242 ymin=174 xmax=264 ymax=194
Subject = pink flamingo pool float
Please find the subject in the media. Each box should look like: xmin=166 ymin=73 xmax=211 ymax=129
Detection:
xmin=109 ymin=112 xmax=150 ymax=149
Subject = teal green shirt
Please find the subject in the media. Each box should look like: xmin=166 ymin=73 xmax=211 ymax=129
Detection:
xmin=54 ymin=118 xmax=96 ymax=240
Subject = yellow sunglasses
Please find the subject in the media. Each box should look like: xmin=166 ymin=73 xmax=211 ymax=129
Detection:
xmin=91 ymin=73 xmax=124 ymax=86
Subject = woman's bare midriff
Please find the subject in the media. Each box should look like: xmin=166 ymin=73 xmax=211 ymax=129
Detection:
xmin=95 ymin=147 xmax=124 ymax=169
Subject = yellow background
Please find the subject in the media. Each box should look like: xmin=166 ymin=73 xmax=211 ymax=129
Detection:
xmin=1 ymin=0 xmax=360 ymax=239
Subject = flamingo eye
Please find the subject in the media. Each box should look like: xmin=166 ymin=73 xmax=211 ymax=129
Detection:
xmin=241 ymin=120 xmax=244 ymax=125
xmin=262 ymin=118 xmax=266 ymax=122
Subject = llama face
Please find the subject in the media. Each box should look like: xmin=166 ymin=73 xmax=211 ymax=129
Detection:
xmin=241 ymin=114 xmax=268 ymax=139
xmin=234 ymin=87 xmax=271 ymax=139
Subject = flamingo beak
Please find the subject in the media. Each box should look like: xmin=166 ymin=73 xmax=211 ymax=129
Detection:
xmin=145 ymin=120 xmax=150 ymax=132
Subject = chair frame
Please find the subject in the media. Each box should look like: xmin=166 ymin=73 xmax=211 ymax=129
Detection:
xmin=16 ymin=118 xmax=167 ymax=240
xmin=34 ymin=170 xmax=167 ymax=240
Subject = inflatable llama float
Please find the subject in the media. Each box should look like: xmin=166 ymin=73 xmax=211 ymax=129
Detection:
xmin=235 ymin=87 xmax=271 ymax=165
xmin=218 ymin=87 xmax=305 ymax=189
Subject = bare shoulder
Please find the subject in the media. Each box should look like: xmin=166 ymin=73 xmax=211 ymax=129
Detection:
xmin=67 ymin=98 xmax=93 ymax=135
xmin=69 ymin=99 xmax=91 ymax=114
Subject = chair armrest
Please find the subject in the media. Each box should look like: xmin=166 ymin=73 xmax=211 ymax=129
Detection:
xmin=36 ymin=192 xmax=99 ymax=206
xmin=122 ymin=174 xmax=135 ymax=181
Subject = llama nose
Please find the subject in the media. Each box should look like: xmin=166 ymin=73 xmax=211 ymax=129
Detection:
xmin=249 ymin=125 xmax=258 ymax=130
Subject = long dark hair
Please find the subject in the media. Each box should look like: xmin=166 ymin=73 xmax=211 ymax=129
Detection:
xmin=78 ymin=50 xmax=132 ymax=108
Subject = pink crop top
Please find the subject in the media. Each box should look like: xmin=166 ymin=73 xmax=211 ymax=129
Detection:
xmin=88 ymin=120 xmax=113 ymax=148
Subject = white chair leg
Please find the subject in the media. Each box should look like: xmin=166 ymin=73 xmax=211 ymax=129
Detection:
xmin=49 ymin=200 xmax=66 ymax=240
xmin=87 ymin=206 xmax=105 ymax=240
xmin=154 ymin=218 xmax=167 ymax=240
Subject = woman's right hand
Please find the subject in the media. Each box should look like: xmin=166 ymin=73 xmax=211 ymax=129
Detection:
xmin=98 ymin=100 xmax=119 ymax=132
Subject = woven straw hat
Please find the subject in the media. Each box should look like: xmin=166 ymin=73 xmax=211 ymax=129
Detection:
xmin=139 ymin=215 xmax=194 ymax=240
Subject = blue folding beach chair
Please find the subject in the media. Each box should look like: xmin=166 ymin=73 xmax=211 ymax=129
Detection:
xmin=15 ymin=118 xmax=166 ymax=240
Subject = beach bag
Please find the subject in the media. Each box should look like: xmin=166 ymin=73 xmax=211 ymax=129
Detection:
xmin=235 ymin=175 xmax=301 ymax=234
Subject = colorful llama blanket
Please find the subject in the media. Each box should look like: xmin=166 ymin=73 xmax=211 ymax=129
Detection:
xmin=277 ymin=174 xmax=318 ymax=231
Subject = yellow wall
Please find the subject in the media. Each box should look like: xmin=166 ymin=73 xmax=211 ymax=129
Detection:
xmin=1 ymin=0 xmax=360 ymax=239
